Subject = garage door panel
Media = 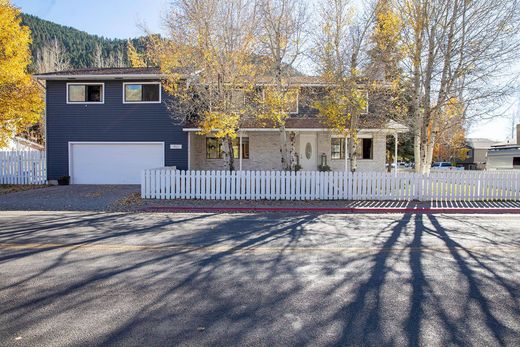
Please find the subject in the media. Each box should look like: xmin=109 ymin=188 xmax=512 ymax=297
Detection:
xmin=70 ymin=143 xmax=164 ymax=184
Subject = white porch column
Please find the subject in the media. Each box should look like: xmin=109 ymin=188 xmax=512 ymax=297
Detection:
xmin=239 ymin=131 xmax=243 ymax=171
xmin=394 ymin=132 xmax=398 ymax=176
xmin=187 ymin=132 xmax=191 ymax=170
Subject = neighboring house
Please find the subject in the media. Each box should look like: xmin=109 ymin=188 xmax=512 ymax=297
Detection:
xmin=1 ymin=137 xmax=44 ymax=151
xmin=457 ymin=138 xmax=500 ymax=170
xmin=35 ymin=67 xmax=407 ymax=185
xmin=486 ymin=125 xmax=520 ymax=170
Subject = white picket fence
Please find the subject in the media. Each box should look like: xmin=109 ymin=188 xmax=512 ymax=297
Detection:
xmin=141 ymin=169 xmax=520 ymax=201
xmin=0 ymin=151 xmax=47 ymax=185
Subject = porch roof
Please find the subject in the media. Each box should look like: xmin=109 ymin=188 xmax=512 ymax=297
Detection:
xmin=183 ymin=118 xmax=408 ymax=133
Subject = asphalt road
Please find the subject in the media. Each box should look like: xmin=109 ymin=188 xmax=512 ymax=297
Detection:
xmin=0 ymin=211 xmax=519 ymax=346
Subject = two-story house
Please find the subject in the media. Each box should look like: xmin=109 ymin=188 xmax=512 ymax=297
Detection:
xmin=457 ymin=138 xmax=500 ymax=170
xmin=36 ymin=67 xmax=407 ymax=184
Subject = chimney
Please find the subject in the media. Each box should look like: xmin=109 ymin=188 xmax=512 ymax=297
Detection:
xmin=517 ymin=124 xmax=520 ymax=145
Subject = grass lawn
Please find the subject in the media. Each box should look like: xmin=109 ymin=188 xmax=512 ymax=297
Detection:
xmin=0 ymin=184 xmax=50 ymax=195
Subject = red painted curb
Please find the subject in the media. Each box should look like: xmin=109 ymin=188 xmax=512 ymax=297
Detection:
xmin=142 ymin=206 xmax=520 ymax=214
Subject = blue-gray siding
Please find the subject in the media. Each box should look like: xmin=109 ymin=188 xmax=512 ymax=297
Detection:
xmin=46 ymin=80 xmax=188 ymax=180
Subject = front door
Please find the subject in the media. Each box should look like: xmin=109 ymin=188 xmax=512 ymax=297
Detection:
xmin=299 ymin=134 xmax=317 ymax=171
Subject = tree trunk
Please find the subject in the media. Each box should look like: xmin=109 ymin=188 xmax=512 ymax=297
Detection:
xmin=288 ymin=131 xmax=297 ymax=170
xmin=348 ymin=113 xmax=360 ymax=172
xmin=348 ymin=137 xmax=357 ymax=173
xmin=421 ymin=1 xmax=459 ymax=175
xmin=225 ymin=136 xmax=235 ymax=171
xmin=412 ymin=3 xmax=424 ymax=174
xmin=279 ymin=127 xmax=289 ymax=170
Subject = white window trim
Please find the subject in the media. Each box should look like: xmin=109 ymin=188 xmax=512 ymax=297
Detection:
xmin=204 ymin=136 xmax=250 ymax=160
xmin=361 ymin=89 xmax=369 ymax=114
xmin=205 ymin=136 xmax=223 ymax=160
xmin=66 ymin=82 xmax=105 ymax=104
xmin=261 ymin=88 xmax=299 ymax=114
xmin=329 ymin=135 xmax=373 ymax=160
xmin=123 ymin=82 xmax=162 ymax=104
xmin=330 ymin=137 xmax=346 ymax=160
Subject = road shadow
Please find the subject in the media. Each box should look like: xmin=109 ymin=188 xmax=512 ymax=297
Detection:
xmin=0 ymin=212 xmax=519 ymax=346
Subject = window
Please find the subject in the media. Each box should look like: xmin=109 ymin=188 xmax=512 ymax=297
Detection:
xmin=206 ymin=137 xmax=223 ymax=159
xmin=206 ymin=137 xmax=249 ymax=159
xmin=67 ymin=83 xmax=103 ymax=103
xmin=263 ymin=88 xmax=298 ymax=114
xmin=513 ymin=157 xmax=520 ymax=167
xmin=361 ymin=90 xmax=369 ymax=114
xmin=212 ymin=90 xmax=246 ymax=111
xmin=229 ymin=89 xmax=245 ymax=109
xmin=233 ymin=137 xmax=249 ymax=159
xmin=357 ymin=138 xmax=373 ymax=160
xmin=331 ymin=138 xmax=345 ymax=159
xmin=124 ymin=83 xmax=161 ymax=103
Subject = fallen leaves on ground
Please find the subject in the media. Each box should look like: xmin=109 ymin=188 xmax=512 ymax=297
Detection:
xmin=0 ymin=185 xmax=49 ymax=195
xmin=113 ymin=192 xmax=142 ymax=207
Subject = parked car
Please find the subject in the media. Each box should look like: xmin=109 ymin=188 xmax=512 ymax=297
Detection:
xmin=431 ymin=162 xmax=464 ymax=171
xmin=386 ymin=161 xmax=410 ymax=169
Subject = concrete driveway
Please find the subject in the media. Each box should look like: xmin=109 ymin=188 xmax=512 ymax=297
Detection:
xmin=0 ymin=185 xmax=139 ymax=211
xmin=0 ymin=211 xmax=519 ymax=346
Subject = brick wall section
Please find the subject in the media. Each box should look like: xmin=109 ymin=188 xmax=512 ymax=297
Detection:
xmin=190 ymin=132 xmax=285 ymax=171
xmin=190 ymin=131 xmax=387 ymax=172
xmin=327 ymin=133 xmax=387 ymax=172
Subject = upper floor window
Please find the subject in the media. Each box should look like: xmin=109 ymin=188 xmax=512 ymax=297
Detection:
xmin=228 ymin=89 xmax=246 ymax=109
xmin=123 ymin=82 xmax=161 ymax=103
xmin=209 ymin=89 xmax=246 ymax=112
xmin=67 ymin=83 xmax=104 ymax=103
xmin=262 ymin=88 xmax=299 ymax=114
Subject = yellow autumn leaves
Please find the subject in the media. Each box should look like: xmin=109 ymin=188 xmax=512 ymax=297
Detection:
xmin=0 ymin=0 xmax=43 ymax=147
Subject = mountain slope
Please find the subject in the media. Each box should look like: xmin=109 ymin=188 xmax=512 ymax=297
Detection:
xmin=20 ymin=14 xmax=144 ymax=71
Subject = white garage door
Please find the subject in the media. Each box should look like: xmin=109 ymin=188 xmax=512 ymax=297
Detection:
xmin=70 ymin=142 xmax=164 ymax=184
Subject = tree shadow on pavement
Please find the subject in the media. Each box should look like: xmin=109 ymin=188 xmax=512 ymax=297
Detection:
xmin=0 ymin=212 xmax=519 ymax=346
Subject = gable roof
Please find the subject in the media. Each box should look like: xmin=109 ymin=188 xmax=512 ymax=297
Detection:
xmin=36 ymin=67 xmax=161 ymax=76
xmin=34 ymin=67 xmax=164 ymax=80
xmin=34 ymin=67 xmax=329 ymax=85
xmin=466 ymin=138 xmax=500 ymax=149
xmin=184 ymin=117 xmax=408 ymax=133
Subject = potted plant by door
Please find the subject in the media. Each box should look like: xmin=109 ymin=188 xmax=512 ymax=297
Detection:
xmin=57 ymin=175 xmax=70 ymax=185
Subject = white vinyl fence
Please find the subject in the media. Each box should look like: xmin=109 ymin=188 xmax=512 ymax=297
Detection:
xmin=0 ymin=151 xmax=47 ymax=185
xmin=142 ymin=169 xmax=520 ymax=201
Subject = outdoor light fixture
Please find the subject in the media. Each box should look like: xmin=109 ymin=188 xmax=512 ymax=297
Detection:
xmin=321 ymin=153 xmax=327 ymax=167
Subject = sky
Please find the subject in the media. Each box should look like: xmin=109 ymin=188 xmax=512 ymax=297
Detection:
xmin=11 ymin=0 xmax=519 ymax=141
xmin=12 ymin=0 xmax=168 ymax=39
